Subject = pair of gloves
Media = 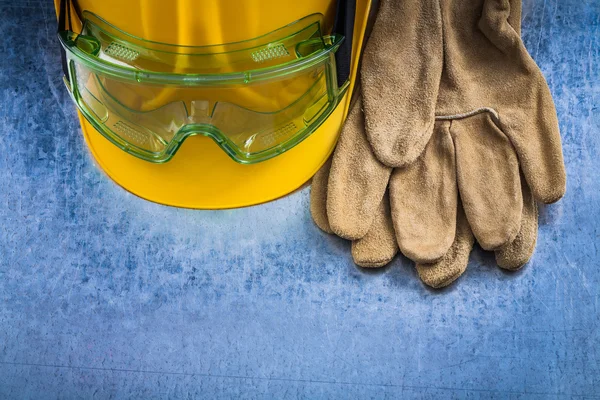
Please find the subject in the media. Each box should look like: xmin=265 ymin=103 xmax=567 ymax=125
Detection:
xmin=311 ymin=0 xmax=566 ymax=288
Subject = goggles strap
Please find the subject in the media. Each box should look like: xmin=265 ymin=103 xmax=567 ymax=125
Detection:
xmin=333 ymin=0 xmax=356 ymax=88
xmin=58 ymin=0 xmax=68 ymax=77
xmin=58 ymin=0 xmax=83 ymax=77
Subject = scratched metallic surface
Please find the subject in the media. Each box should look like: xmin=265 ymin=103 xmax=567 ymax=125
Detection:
xmin=0 ymin=0 xmax=599 ymax=398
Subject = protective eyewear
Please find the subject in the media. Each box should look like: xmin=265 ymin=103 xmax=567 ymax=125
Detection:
xmin=58 ymin=3 xmax=346 ymax=163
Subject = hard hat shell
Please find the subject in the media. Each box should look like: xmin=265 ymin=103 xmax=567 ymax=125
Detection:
xmin=55 ymin=0 xmax=372 ymax=209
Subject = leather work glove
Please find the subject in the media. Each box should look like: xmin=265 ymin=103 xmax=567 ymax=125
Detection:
xmin=310 ymin=0 xmax=566 ymax=287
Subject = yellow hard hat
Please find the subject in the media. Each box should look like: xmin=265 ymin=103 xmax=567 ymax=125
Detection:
xmin=55 ymin=0 xmax=372 ymax=209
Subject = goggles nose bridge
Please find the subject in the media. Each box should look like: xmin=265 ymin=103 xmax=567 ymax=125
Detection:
xmin=173 ymin=123 xmax=261 ymax=163
xmin=175 ymin=123 xmax=223 ymax=144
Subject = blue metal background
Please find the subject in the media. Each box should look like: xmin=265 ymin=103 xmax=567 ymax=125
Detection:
xmin=0 ymin=0 xmax=598 ymax=398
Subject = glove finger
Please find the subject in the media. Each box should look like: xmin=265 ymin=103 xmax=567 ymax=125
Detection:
xmin=310 ymin=157 xmax=333 ymax=234
xmin=496 ymin=177 xmax=538 ymax=270
xmin=351 ymin=194 xmax=399 ymax=268
xmin=453 ymin=113 xmax=523 ymax=250
xmin=328 ymin=96 xmax=392 ymax=240
xmin=390 ymin=121 xmax=457 ymax=263
xmin=479 ymin=0 xmax=566 ymax=204
xmin=416 ymin=202 xmax=474 ymax=289
xmin=361 ymin=0 xmax=443 ymax=167
xmin=502 ymin=89 xmax=566 ymax=205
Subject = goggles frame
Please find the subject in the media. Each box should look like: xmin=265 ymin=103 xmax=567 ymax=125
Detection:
xmin=58 ymin=1 xmax=349 ymax=164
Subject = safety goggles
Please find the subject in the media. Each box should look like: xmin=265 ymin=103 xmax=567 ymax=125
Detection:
xmin=58 ymin=3 xmax=346 ymax=164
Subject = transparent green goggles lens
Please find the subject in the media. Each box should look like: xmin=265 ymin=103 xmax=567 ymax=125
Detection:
xmin=59 ymin=12 xmax=344 ymax=164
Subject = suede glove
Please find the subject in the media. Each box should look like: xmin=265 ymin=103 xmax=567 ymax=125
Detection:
xmin=328 ymin=0 xmax=565 ymax=255
xmin=311 ymin=0 xmax=565 ymax=287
